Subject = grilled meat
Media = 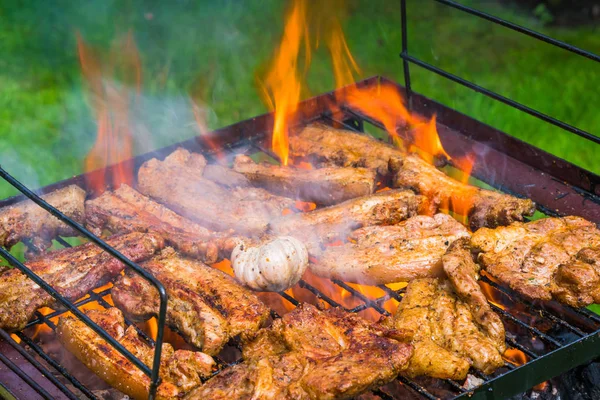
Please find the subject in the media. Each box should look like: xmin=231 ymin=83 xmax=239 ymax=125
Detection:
xmin=0 ymin=185 xmax=86 ymax=252
xmin=290 ymin=124 xmax=536 ymax=230
xmin=112 ymin=248 xmax=269 ymax=355
xmin=57 ymin=307 xmax=214 ymax=400
xmin=187 ymin=303 xmax=413 ymax=400
xmin=269 ymin=189 xmax=425 ymax=253
xmin=310 ymin=214 xmax=469 ymax=284
xmin=203 ymin=164 xmax=251 ymax=188
xmin=553 ymin=247 xmax=600 ymax=308
xmin=138 ymin=148 xmax=294 ymax=235
xmin=384 ymin=277 xmax=505 ymax=379
xmin=0 ymin=232 xmax=164 ymax=331
xmin=86 ymin=184 xmax=239 ymax=263
xmin=471 ymin=216 xmax=600 ymax=306
xmin=233 ymin=154 xmax=377 ymax=205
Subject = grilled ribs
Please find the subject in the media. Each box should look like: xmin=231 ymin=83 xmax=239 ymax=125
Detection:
xmin=57 ymin=308 xmax=214 ymax=400
xmin=471 ymin=216 xmax=600 ymax=307
xmin=138 ymin=148 xmax=294 ymax=235
xmin=290 ymin=124 xmax=535 ymax=230
xmin=310 ymin=214 xmax=470 ymax=284
xmin=86 ymin=184 xmax=239 ymax=263
xmin=112 ymin=248 xmax=269 ymax=355
xmin=0 ymin=232 xmax=164 ymax=331
xmin=0 ymin=185 xmax=86 ymax=252
xmin=269 ymin=189 xmax=425 ymax=253
xmin=233 ymin=154 xmax=377 ymax=205
xmin=187 ymin=303 xmax=413 ymax=400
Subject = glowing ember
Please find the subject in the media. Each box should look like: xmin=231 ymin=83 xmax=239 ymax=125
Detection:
xmin=77 ymin=32 xmax=141 ymax=194
xmin=503 ymin=348 xmax=528 ymax=366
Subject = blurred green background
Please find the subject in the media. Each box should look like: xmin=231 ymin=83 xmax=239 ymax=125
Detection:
xmin=0 ymin=0 xmax=598 ymax=199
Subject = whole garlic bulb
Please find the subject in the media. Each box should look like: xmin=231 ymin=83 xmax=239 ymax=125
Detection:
xmin=231 ymin=236 xmax=308 ymax=292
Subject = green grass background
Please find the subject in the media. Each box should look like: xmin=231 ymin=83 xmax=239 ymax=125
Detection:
xmin=0 ymin=0 xmax=598 ymax=200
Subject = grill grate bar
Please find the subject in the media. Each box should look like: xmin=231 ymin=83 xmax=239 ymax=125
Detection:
xmin=332 ymin=280 xmax=390 ymax=316
xmin=298 ymin=280 xmax=346 ymax=309
xmin=0 ymin=347 xmax=54 ymax=400
xmin=396 ymin=375 xmax=438 ymax=400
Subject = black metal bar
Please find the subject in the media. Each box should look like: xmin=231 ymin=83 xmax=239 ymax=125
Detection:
xmin=433 ymin=0 xmax=600 ymax=63
xmin=277 ymin=291 xmax=300 ymax=307
xmin=0 ymin=380 xmax=17 ymax=400
xmin=400 ymin=0 xmax=412 ymax=102
xmin=332 ymin=280 xmax=390 ymax=315
xmin=15 ymin=333 xmax=98 ymax=400
xmin=0 ymin=330 xmax=79 ymax=400
xmin=396 ymin=375 xmax=438 ymax=400
xmin=400 ymin=54 xmax=600 ymax=145
xmin=0 ymin=350 xmax=54 ymax=400
xmin=0 ymin=167 xmax=167 ymax=399
xmin=298 ymin=280 xmax=346 ymax=309
xmin=55 ymin=237 xmax=72 ymax=248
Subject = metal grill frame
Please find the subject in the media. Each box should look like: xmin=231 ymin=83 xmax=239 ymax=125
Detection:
xmin=0 ymin=1 xmax=599 ymax=397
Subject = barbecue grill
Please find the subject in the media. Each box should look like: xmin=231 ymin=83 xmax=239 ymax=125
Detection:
xmin=1 ymin=1 xmax=600 ymax=399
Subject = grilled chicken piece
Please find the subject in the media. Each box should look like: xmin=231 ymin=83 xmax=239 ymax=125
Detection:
xmin=310 ymin=214 xmax=469 ymax=284
xmin=471 ymin=216 xmax=600 ymax=306
xmin=384 ymin=277 xmax=505 ymax=379
xmin=290 ymin=124 xmax=536 ymax=230
xmin=112 ymin=248 xmax=269 ymax=355
xmin=270 ymin=189 xmax=425 ymax=253
xmin=0 ymin=185 xmax=86 ymax=252
xmin=138 ymin=148 xmax=294 ymax=235
xmin=187 ymin=303 xmax=413 ymax=400
xmin=233 ymin=154 xmax=376 ymax=205
xmin=57 ymin=308 xmax=214 ymax=400
xmin=86 ymin=184 xmax=239 ymax=263
xmin=0 ymin=232 xmax=164 ymax=331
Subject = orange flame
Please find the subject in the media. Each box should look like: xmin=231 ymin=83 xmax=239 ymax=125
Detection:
xmin=503 ymin=348 xmax=528 ymax=366
xmin=77 ymin=32 xmax=140 ymax=194
xmin=257 ymin=0 xmax=310 ymax=165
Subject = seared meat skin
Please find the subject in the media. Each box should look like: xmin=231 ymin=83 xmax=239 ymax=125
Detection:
xmin=233 ymin=154 xmax=376 ymax=205
xmin=471 ymin=216 xmax=600 ymax=304
xmin=86 ymin=184 xmax=238 ymax=263
xmin=290 ymin=124 xmax=536 ymax=230
xmin=57 ymin=308 xmax=214 ymax=400
xmin=0 ymin=232 xmax=164 ymax=331
xmin=395 ymin=154 xmax=535 ymax=231
xmin=188 ymin=303 xmax=412 ymax=400
xmin=311 ymin=214 xmax=469 ymax=284
xmin=138 ymin=148 xmax=294 ymax=235
xmin=553 ymin=247 xmax=600 ymax=307
xmin=384 ymin=276 xmax=505 ymax=379
xmin=0 ymin=185 xmax=86 ymax=252
xmin=112 ymin=248 xmax=269 ymax=355
xmin=269 ymin=189 xmax=425 ymax=252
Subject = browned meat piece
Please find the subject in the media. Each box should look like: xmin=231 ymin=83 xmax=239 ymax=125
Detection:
xmin=553 ymin=247 xmax=600 ymax=307
xmin=202 ymin=164 xmax=251 ymax=188
xmin=290 ymin=124 xmax=536 ymax=230
xmin=290 ymin=123 xmax=402 ymax=175
xmin=233 ymin=154 xmax=376 ymax=205
xmin=0 ymin=232 xmax=164 ymax=331
xmin=310 ymin=214 xmax=469 ymax=284
xmin=112 ymin=248 xmax=269 ymax=355
xmin=394 ymin=154 xmax=536 ymax=230
xmin=138 ymin=148 xmax=294 ymax=235
xmin=383 ymin=276 xmax=505 ymax=379
xmin=0 ymin=185 xmax=86 ymax=252
xmin=269 ymin=189 xmax=425 ymax=252
xmin=57 ymin=307 xmax=214 ymax=400
xmin=86 ymin=184 xmax=239 ymax=263
xmin=471 ymin=216 xmax=600 ymax=304
xmin=187 ymin=303 xmax=412 ymax=400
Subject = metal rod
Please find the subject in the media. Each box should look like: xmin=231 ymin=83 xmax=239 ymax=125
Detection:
xmin=0 ymin=350 xmax=54 ymax=400
xmin=0 ymin=167 xmax=167 ymax=398
xmin=400 ymin=0 xmax=412 ymax=102
xmin=433 ymin=0 xmax=600 ymax=63
xmin=400 ymin=54 xmax=600 ymax=145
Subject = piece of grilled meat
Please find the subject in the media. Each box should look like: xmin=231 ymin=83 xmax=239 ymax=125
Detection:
xmin=138 ymin=148 xmax=294 ymax=235
xmin=233 ymin=154 xmax=377 ymax=205
xmin=270 ymin=189 xmax=425 ymax=253
xmin=57 ymin=307 xmax=214 ymax=400
xmin=0 ymin=232 xmax=164 ymax=331
xmin=310 ymin=214 xmax=470 ymax=284
xmin=471 ymin=216 xmax=600 ymax=307
xmin=290 ymin=124 xmax=535 ymax=230
xmin=86 ymin=184 xmax=239 ymax=263
xmin=112 ymin=248 xmax=269 ymax=355
xmin=187 ymin=303 xmax=413 ymax=400
xmin=0 ymin=185 xmax=86 ymax=252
